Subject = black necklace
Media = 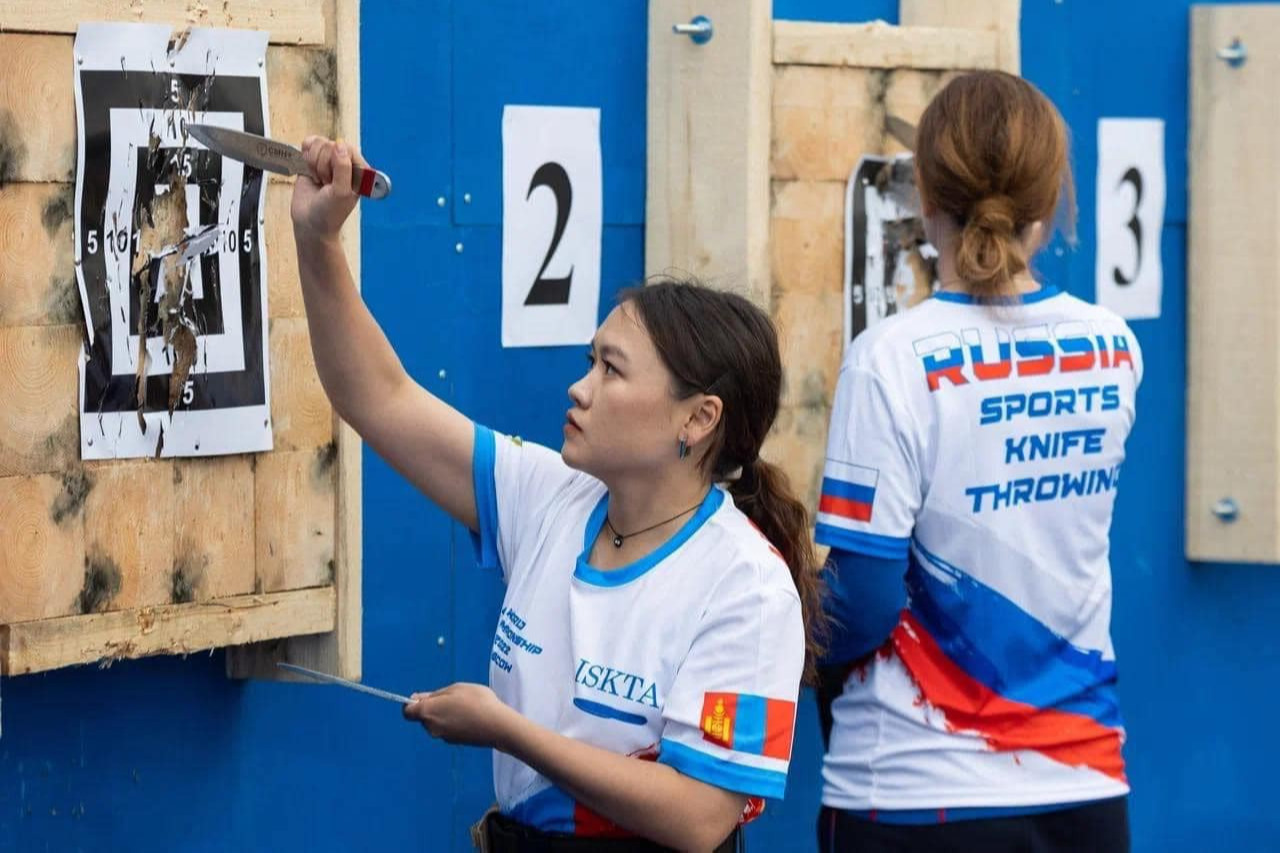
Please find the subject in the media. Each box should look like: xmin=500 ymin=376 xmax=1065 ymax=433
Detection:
xmin=604 ymin=500 xmax=703 ymax=548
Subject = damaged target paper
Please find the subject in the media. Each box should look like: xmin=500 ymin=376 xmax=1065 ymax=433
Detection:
xmin=844 ymin=154 xmax=938 ymax=346
xmin=74 ymin=24 xmax=272 ymax=459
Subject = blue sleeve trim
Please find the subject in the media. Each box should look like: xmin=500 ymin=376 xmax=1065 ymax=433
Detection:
xmin=470 ymin=424 xmax=502 ymax=573
xmin=820 ymin=549 xmax=907 ymax=666
xmin=658 ymin=738 xmax=787 ymax=800
xmin=814 ymin=524 xmax=909 ymax=559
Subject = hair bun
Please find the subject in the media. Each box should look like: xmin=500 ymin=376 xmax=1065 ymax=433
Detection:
xmin=969 ymin=194 xmax=1017 ymax=234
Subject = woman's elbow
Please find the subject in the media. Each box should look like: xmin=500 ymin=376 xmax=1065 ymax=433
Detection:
xmin=678 ymin=798 xmax=743 ymax=852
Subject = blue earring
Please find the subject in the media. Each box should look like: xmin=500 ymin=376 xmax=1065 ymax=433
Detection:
xmin=678 ymin=437 xmax=688 ymax=459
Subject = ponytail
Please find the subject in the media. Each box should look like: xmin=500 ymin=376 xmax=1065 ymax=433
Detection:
xmin=621 ymin=280 xmax=828 ymax=685
xmin=728 ymin=458 xmax=825 ymax=684
xmin=955 ymin=193 xmax=1027 ymax=297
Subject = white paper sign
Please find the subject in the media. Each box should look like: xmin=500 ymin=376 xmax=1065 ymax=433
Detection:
xmin=73 ymin=23 xmax=273 ymax=459
xmin=1096 ymin=118 xmax=1165 ymax=319
xmin=501 ymin=106 xmax=602 ymax=348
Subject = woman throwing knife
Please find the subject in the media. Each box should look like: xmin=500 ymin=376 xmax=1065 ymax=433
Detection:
xmin=290 ymin=136 xmax=823 ymax=852
xmin=815 ymin=72 xmax=1142 ymax=852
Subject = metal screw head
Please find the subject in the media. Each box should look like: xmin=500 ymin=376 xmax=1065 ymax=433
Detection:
xmin=463 ymin=193 xmax=472 ymax=204
xmin=1217 ymin=38 xmax=1247 ymax=68
xmin=673 ymin=15 xmax=714 ymax=45
xmin=1212 ymin=497 xmax=1240 ymax=523
xmin=437 ymin=369 xmax=447 ymax=380
xmin=455 ymin=242 xmax=464 ymax=254
xmin=436 ymin=196 xmax=446 ymax=208
xmin=436 ymin=636 xmax=446 ymax=647
xmin=76 ymin=55 xmax=84 ymax=65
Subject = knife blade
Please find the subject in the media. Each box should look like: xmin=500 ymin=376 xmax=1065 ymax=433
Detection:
xmin=187 ymin=123 xmax=392 ymax=200
xmin=276 ymin=662 xmax=414 ymax=705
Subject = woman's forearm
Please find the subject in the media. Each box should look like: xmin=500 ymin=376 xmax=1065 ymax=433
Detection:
xmin=294 ymin=232 xmax=409 ymax=430
xmin=500 ymin=715 xmax=743 ymax=852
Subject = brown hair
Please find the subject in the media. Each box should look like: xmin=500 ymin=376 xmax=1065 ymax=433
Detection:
xmin=914 ymin=70 xmax=1075 ymax=297
xmin=621 ymin=279 xmax=824 ymax=682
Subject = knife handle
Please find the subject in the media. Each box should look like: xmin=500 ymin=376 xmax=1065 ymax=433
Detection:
xmin=352 ymin=165 xmax=392 ymax=200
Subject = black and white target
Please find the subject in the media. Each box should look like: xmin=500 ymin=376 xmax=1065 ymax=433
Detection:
xmin=74 ymin=23 xmax=272 ymax=459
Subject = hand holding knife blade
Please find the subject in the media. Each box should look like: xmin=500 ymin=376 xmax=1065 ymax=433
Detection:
xmin=187 ymin=124 xmax=392 ymax=200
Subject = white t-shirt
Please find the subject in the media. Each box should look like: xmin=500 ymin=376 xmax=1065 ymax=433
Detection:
xmin=471 ymin=425 xmax=805 ymax=835
xmin=815 ymin=287 xmax=1142 ymax=811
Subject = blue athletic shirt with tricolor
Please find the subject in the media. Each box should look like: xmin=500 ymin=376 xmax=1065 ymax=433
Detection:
xmin=470 ymin=425 xmax=805 ymax=835
xmin=816 ymin=286 xmax=1142 ymax=812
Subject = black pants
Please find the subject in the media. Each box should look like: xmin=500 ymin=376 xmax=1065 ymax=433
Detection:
xmin=485 ymin=811 xmax=741 ymax=853
xmin=817 ymin=797 xmax=1130 ymax=853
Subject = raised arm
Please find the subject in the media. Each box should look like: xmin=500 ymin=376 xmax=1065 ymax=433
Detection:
xmin=290 ymin=136 xmax=477 ymax=530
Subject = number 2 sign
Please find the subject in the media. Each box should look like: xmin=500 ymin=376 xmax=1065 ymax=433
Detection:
xmin=1096 ymin=118 xmax=1165 ymax=320
xmin=501 ymin=106 xmax=602 ymax=348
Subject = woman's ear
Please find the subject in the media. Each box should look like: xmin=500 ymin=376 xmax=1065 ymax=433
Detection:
xmin=684 ymin=394 xmax=723 ymax=450
xmin=1021 ymin=220 xmax=1048 ymax=253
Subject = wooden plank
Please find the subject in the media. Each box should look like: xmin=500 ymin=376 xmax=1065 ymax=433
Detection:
xmin=0 ymin=586 xmax=336 ymax=675
xmin=0 ymin=35 xmax=338 ymax=183
xmin=0 ymin=1 xmax=327 ymax=46
xmin=760 ymin=405 xmax=828 ymax=519
xmin=883 ymin=69 xmax=948 ymax=155
xmin=900 ymin=0 xmax=1020 ymax=74
xmin=0 ymin=471 xmax=86 ymax=624
xmin=773 ymin=21 xmax=999 ymax=71
xmin=0 ymin=325 xmax=80 ymax=478
xmin=82 ymin=461 xmax=176 ymax=612
xmin=0 ymin=34 xmax=77 ymax=184
xmin=772 ymin=65 xmax=884 ymax=182
xmin=265 ymin=183 xmax=304 ymax=318
xmin=173 ymin=456 xmax=256 ymax=601
xmin=265 ymin=44 xmax=340 ymax=144
xmin=773 ymin=287 xmax=843 ymax=418
xmin=1186 ymin=5 xmax=1280 ymax=561
xmin=0 ymin=184 xmax=78 ymax=328
xmin=254 ymin=448 xmax=335 ymax=594
xmin=647 ymin=0 xmax=772 ymax=305
xmin=771 ymin=179 xmax=845 ymax=300
xmin=1 ymin=182 xmax=298 ymax=326
xmin=228 ymin=0 xmax=361 ymax=683
xmin=269 ymin=317 xmax=333 ymax=452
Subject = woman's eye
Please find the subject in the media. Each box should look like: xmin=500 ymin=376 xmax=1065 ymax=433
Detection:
xmin=603 ymin=361 xmax=617 ymax=375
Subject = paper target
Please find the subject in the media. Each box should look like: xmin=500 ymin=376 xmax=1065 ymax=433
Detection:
xmin=74 ymin=24 xmax=272 ymax=459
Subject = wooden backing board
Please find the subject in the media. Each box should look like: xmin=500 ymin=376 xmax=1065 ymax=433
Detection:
xmin=0 ymin=1 xmax=327 ymax=46
xmin=0 ymin=4 xmax=361 ymax=676
xmin=1186 ymin=5 xmax=1280 ymax=562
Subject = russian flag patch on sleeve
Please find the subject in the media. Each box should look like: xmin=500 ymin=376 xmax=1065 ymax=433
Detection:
xmin=818 ymin=460 xmax=879 ymax=523
xmin=700 ymin=692 xmax=796 ymax=761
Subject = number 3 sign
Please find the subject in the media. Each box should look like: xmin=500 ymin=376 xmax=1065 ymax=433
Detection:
xmin=501 ymin=106 xmax=602 ymax=348
xmin=1096 ymin=118 xmax=1165 ymax=320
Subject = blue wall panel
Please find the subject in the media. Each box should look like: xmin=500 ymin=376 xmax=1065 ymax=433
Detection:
xmin=6 ymin=2 xmax=1280 ymax=852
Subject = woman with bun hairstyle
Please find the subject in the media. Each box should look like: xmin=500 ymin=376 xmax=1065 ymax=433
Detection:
xmin=814 ymin=71 xmax=1141 ymax=852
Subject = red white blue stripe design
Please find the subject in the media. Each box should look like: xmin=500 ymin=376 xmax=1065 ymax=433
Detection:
xmin=893 ymin=541 xmax=1126 ymax=782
